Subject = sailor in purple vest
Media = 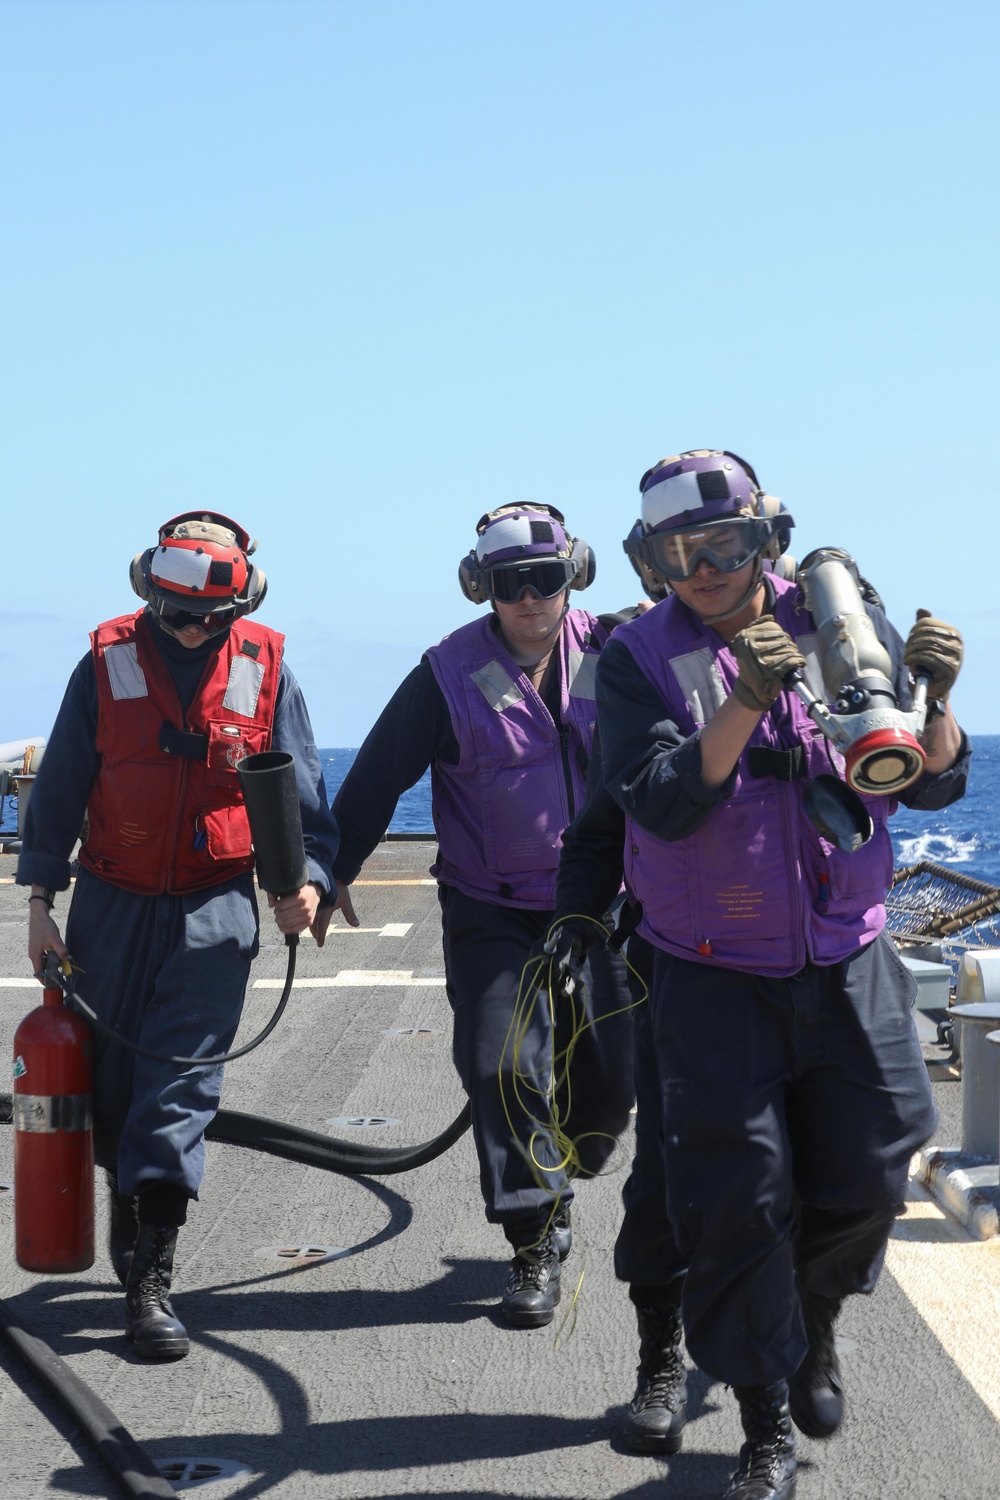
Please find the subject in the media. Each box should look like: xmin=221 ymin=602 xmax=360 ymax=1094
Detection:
xmin=322 ymin=505 xmax=635 ymax=1327
xmin=594 ymin=450 xmax=969 ymax=1500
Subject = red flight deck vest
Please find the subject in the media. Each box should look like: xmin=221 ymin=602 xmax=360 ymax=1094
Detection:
xmin=80 ymin=610 xmax=283 ymax=895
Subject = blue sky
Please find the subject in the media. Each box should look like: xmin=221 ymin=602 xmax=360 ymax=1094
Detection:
xmin=2 ymin=0 xmax=996 ymax=744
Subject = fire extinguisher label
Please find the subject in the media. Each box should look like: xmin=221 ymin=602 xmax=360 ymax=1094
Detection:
xmin=13 ymin=1093 xmax=93 ymax=1133
xmin=13 ymin=1055 xmax=27 ymax=1079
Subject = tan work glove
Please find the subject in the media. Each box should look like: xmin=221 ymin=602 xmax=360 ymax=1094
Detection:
xmin=731 ymin=616 xmax=806 ymax=712
xmin=903 ymin=609 xmax=963 ymax=701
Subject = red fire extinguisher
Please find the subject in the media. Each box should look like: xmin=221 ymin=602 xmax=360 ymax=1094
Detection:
xmin=13 ymin=979 xmax=95 ymax=1273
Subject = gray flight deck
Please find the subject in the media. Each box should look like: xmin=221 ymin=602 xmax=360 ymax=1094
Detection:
xmin=1 ymin=842 xmax=998 ymax=1498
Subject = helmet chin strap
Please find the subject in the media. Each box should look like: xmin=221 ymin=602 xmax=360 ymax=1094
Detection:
xmin=694 ymin=559 xmax=767 ymax=626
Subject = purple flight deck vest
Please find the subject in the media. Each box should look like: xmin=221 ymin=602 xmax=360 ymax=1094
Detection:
xmin=425 ymin=610 xmax=608 ymax=909
xmin=614 ymin=575 xmax=896 ymax=976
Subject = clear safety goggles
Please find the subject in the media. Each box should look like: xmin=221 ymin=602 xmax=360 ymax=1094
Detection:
xmin=152 ymin=596 xmax=238 ymax=635
xmin=641 ymin=518 xmax=768 ymax=582
xmin=484 ymin=558 xmax=577 ymax=603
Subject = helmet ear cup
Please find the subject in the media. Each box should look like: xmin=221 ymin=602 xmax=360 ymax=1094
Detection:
xmin=756 ymin=494 xmax=792 ymax=562
xmin=623 ymin=523 xmax=671 ymax=601
xmin=130 ymin=550 xmax=152 ymax=601
xmin=458 ymin=552 xmax=489 ymax=605
xmin=768 ymin=553 xmax=798 ymax=581
xmin=242 ymin=563 xmax=267 ymax=615
xmin=567 ymin=536 xmax=596 ymax=592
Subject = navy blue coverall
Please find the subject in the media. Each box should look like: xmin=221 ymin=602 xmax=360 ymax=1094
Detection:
xmin=595 ymin=594 xmax=970 ymax=1386
xmin=554 ymin=750 xmax=688 ymax=1302
xmin=330 ymin=647 xmax=635 ymax=1248
xmin=18 ymin=619 xmax=339 ymax=1202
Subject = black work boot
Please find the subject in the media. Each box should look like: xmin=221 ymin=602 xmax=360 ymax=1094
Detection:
xmin=125 ymin=1224 xmax=189 ymax=1360
xmin=621 ymin=1300 xmax=687 ymax=1453
xmin=107 ymin=1171 xmax=139 ymax=1288
xmin=501 ymin=1233 xmax=561 ymax=1328
xmin=788 ymin=1291 xmax=844 ymax=1439
xmin=724 ymin=1382 xmax=797 ymax=1500
xmin=551 ymin=1203 xmax=572 ymax=1262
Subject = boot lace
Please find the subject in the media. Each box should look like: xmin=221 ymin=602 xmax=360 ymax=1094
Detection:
xmin=633 ymin=1306 xmax=684 ymax=1412
xmin=800 ymin=1293 xmax=842 ymax=1387
xmin=129 ymin=1230 xmax=176 ymax=1312
xmin=506 ymin=1244 xmax=557 ymax=1294
xmin=731 ymin=1385 xmax=794 ymax=1494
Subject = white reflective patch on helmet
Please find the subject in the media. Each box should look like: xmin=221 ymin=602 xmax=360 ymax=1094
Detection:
xmin=641 ymin=469 xmax=708 ymax=529
xmin=152 ymin=544 xmax=212 ymax=591
xmin=476 ymin=513 xmax=555 ymax=562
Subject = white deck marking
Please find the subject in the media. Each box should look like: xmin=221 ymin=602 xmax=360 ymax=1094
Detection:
xmin=0 ymin=978 xmax=36 ymax=987
xmin=322 ymin=923 xmax=413 ymax=937
xmin=253 ymin=970 xmax=445 ymax=988
xmin=887 ymin=1177 xmax=1000 ymax=1422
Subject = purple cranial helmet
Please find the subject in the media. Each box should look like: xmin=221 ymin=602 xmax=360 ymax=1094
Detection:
xmin=623 ymin=449 xmax=794 ymax=597
xmin=640 ymin=450 xmax=762 ymax=529
xmin=459 ymin=504 xmax=595 ymax=605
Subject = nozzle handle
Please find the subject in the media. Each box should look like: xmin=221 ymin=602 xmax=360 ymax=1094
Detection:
xmin=783 ymin=667 xmax=851 ymax=749
xmin=911 ymin=608 xmax=933 ymax=716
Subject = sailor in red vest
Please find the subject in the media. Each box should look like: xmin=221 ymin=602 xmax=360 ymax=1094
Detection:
xmin=18 ymin=512 xmax=338 ymax=1361
xmin=320 ymin=505 xmax=635 ymax=1327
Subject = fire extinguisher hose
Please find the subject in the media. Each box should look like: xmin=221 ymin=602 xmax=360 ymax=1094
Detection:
xmin=42 ymin=943 xmax=301 ymax=1069
xmin=202 ymin=1096 xmax=471 ymax=1174
xmin=17 ymin=949 xmax=472 ymax=1174
xmin=1 ymin=1087 xmax=470 ymax=1175
xmin=0 ymin=1299 xmax=177 ymax=1499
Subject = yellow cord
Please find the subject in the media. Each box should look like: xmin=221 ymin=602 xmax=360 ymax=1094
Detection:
xmin=498 ymin=913 xmax=648 ymax=1211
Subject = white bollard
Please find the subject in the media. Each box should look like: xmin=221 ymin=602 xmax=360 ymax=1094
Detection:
xmin=951 ymin=1002 xmax=1000 ymax=1160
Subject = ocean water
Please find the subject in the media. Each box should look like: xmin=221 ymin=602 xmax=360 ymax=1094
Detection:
xmin=889 ymin=735 xmax=1000 ymax=888
xmin=321 ymin=749 xmax=434 ymax=836
xmin=5 ymin=738 xmax=997 ymax=886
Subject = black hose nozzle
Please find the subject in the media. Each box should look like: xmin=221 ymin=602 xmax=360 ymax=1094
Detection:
xmin=237 ymin=751 xmax=310 ymax=897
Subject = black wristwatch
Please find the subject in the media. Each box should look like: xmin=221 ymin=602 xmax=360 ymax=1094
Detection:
xmin=29 ymin=889 xmax=56 ymax=910
xmin=925 ymin=697 xmax=947 ymax=721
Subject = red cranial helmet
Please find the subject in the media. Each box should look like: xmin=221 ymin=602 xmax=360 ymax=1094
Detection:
xmin=131 ymin=511 xmax=267 ymax=633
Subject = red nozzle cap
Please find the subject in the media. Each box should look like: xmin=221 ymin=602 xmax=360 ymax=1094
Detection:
xmin=844 ymin=728 xmax=927 ymax=796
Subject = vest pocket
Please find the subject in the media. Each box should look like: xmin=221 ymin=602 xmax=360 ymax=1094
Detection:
xmin=813 ymin=822 xmax=894 ymax=915
xmin=202 ymin=802 xmax=254 ymax=861
xmin=204 ymin=722 xmax=269 ymax=787
xmin=480 ymin=762 xmax=565 ymax=874
xmin=688 ymin=791 xmax=796 ymax=943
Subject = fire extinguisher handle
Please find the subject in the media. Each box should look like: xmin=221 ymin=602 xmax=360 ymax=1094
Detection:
xmin=40 ymin=948 xmax=73 ymax=990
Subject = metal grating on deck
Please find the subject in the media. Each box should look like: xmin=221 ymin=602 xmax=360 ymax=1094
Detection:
xmin=886 ymin=861 xmax=1000 ymax=945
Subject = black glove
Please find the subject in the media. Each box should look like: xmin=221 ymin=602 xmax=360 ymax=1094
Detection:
xmin=529 ymin=918 xmax=602 ymax=999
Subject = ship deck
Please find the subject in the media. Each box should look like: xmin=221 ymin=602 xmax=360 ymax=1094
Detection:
xmin=1 ymin=841 xmax=998 ymax=1498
